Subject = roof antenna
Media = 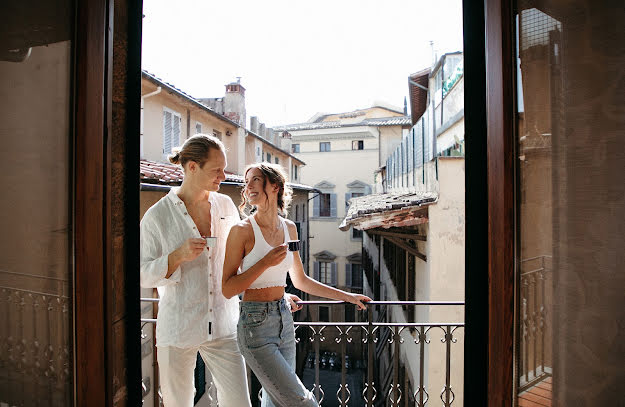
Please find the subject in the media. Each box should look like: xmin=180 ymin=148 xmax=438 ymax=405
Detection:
xmin=430 ymin=41 xmax=437 ymax=65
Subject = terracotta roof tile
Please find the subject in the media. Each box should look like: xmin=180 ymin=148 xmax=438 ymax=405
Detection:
xmin=340 ymin=191 xmax=437 ymax=231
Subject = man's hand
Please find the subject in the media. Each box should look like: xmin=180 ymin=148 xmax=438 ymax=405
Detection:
xmin=285 ymin=293 xmax=303 ymax=313
xmin=167 ymin=238 xmax=206 ymax=277
xmin=176 ymin=238 xmax=207 ymax=263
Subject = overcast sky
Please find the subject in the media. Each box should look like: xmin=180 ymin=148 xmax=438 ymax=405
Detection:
xmin=142 ymin=0 xmax=463 ymax=127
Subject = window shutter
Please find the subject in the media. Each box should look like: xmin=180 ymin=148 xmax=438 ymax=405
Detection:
xmin=365 ymin=185 xmax=372 ymax=195
xmin=345 ymin=264 xmax=352 ymax=288
xmin=173 ymin=114 xmax=181 ymax=148
xmin=330 ymin=193 xmax=337 ymax=218
xmin=313 ymin=262 xmax=320 ymax=280
xmin=313 ymin=194 xmax=320 ymax=217
xmin=331 ymin=263 xmax=337 ymax=286
xmin=345 ymin=193 xmax=351 ymax=208
xmin=163 ymin=110 xmax=172 ymax=154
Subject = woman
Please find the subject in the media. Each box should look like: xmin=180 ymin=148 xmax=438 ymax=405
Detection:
xmin=222 ymin=163 xmax=371 ymax=407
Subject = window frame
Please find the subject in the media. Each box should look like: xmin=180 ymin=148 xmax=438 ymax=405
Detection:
xmin=162 ymin=107 xmax=182 ymax=155
xmin=319 ymin=142 xmax=331 ymax=152
xmin=319 ymin=193 xmax=331 ymax=217
xmin=352 ymin=140 xmax=364 ymax=150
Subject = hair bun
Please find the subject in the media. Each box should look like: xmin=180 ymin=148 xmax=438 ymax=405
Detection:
xmin=168 ymin=151 xmax=181 ymax=165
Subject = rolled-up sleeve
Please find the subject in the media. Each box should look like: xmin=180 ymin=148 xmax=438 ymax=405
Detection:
xmin=140 ymin=217 xmax=181 ymax=287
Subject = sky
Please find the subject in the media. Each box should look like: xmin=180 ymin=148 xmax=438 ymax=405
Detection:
xmin=142 ymin=0 xmax=463 ymax=127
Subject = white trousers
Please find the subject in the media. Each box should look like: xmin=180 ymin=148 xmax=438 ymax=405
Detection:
xmin=157 ymin=334 xmax=251 ymax=407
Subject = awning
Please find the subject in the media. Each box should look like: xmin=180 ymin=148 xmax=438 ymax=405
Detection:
xmin=340 ymin=191 xmax=437 ymax=231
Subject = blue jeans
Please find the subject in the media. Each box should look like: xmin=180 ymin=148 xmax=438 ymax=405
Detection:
xmin=237 ymin=299 xmax=318 ymax=407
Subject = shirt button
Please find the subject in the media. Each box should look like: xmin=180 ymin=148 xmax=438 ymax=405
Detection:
xmin=209 ymin=309 xmax=213 ymax=312
xmin=184 ymin=212 xmax=187 ymax=215
xmin=210 ymin=291 xmax=213 ymax=295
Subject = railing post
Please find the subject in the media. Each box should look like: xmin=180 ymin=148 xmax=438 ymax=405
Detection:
xmin=390 ymin=326 xmax=402 ymax=407
xmin=338 ymin=327 xmax=349 ymax=407
xmin=313 ymin=327 xmax=321 ymax=403
xmin=417 ymin=326 xmax=427 ymax=407
xmin=366 ymin=306 xmax=374 ymax=407
xmin=443 ymin=326 xmax=452 ymax=406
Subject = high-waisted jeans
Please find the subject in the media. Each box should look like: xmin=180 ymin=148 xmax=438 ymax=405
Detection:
xmin=237 ymin=298 xmax=318 ymax=407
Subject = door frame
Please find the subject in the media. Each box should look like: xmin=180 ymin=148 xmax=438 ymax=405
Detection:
xmin=74 ymin=0 xmax=143 ymax=405
xmin=464 ymin=0 xmax=516 ymax=404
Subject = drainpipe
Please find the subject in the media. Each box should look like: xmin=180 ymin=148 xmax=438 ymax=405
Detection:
xmin=141 ymin=86 xmax=162 ymax=158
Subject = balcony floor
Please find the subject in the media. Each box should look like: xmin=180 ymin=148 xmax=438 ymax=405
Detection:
xmin=518 ymin=376 xmax=552 ymax=407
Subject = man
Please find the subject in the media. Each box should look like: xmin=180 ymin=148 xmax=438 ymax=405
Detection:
xmin=140 ymin=134 xmax=301 ymax=407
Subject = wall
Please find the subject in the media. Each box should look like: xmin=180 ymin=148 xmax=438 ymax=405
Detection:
xmin=141 ymin=83 xmax=239 ymax=173
xmin=424 ymin=157 xmax=465 ymax=403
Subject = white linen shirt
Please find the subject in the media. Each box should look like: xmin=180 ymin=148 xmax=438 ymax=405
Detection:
xmin=140 ymin=187 xmax=241 ymax=348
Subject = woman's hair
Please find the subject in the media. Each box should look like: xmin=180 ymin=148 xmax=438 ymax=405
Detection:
xmin=168 ymin=134 xmax=225 ymax=169
xmin=239 ymin=163 xmax=293 ymax=217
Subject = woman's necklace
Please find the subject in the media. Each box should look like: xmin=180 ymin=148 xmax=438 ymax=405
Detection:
xmin=257 ymin=217 xmax=281 ymax=239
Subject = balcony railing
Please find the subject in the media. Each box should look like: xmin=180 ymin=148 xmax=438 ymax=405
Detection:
xmin=518 ymin=255 xmax=552 ymax=391
xmin=141 ymin=299 xmax=464 ymax=407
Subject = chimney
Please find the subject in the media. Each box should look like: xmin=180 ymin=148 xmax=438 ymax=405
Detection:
xmin=280 ymin=131 xmax=292 ymax=153
xmin=250 ymin=116 xmax=259 ymax=134
xmin=259 ymin=123 xmax=266 ymax=139
xmin=223 ymin=80 xmax=246 ymax=127
xmin=267 ymin=128 xmax=275 ymax=145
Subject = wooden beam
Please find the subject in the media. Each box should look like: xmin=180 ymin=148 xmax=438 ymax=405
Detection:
xmin=386 ymin=237 xmax=427 ymax=262
xmin=368 ymin=229 xmax=427 ymax=241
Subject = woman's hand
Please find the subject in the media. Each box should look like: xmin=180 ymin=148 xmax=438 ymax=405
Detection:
xmin=285 ymin=293 xmax=303 ymax=313
xmin=261 ymin=244 xmax=288 ymax=268
xmin=175 ymin=238 xmax=206 ymax=263
xmin=346 ymin=294 xmax=372 ymax=311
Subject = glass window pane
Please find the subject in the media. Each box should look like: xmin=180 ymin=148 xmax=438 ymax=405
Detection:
xmin=0 ymin=5 xmax=74 ymax=405
xmin=515 ymin=3 xmax=625 ymax=404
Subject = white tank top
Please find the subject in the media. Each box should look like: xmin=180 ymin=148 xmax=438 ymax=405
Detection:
xmin=239 ymin=215 xmax=294 ymax=289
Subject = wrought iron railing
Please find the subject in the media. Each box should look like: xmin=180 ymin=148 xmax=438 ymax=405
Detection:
xmin=518 ymin=255 xmax=552 ymax=391
xmin=0 ymin=283 xmax=72 ymax=407
xmin=141 ymin=299 xmax=464 ymax=407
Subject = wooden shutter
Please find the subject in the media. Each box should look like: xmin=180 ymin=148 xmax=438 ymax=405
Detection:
xmin=345 ymin=264 xmax=352 ymax=288
xmin=331 ymin=262 xmax=337 ymax=286
xmin=163 ymin=110 xmax=172 ymax=154
xmin=330 ymin=193 xmax=337 ymax=217
xmin=173 ymin=114 xmax=180 ymax=147
xmin=313 ymin=261 xmax=320 ymax=280
xmin=313 ymin=194 xmax=320 ymax=217
xmin=345 ymin=193 xmax=351 ymax=209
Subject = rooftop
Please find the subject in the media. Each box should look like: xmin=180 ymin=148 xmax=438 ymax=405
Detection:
xmin=340 ymin=191 xmax=438 ymax=231
xmin=139 ymin=159 xmax=315 ymax=191
xmin=274 ymin=116 xmax=412 ymax=132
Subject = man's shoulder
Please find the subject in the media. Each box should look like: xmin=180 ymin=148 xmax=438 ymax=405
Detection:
xmin=142 ymin=195 xmax=173 ymax=223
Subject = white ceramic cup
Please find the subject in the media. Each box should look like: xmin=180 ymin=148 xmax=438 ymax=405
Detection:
xmin=203 ymin=236 xmax=217 ymax=248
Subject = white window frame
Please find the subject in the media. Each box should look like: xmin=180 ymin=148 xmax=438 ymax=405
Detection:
xmin=319 ymin=261 xmax=332 ymax=284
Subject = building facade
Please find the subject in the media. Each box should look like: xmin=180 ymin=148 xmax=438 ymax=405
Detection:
xmin=275 ymin=106 xmax=411 ymax=327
